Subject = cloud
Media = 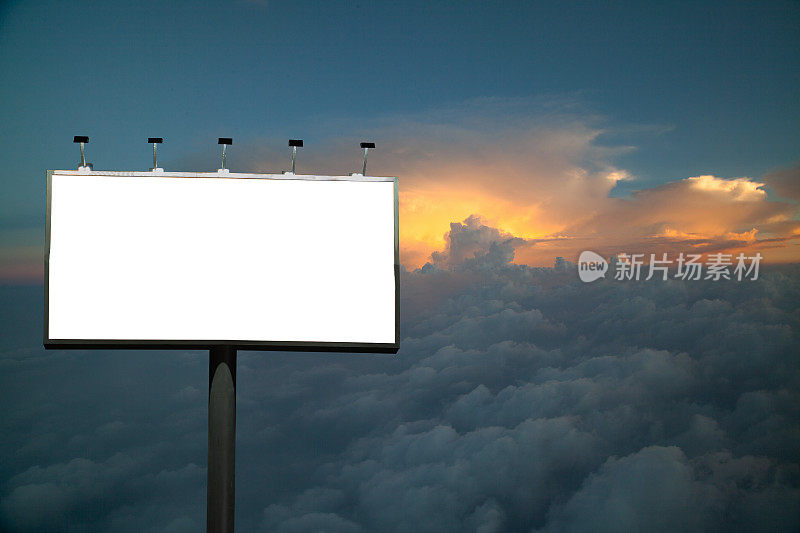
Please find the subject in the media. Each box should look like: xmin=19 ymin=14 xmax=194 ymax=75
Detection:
xmin=259 ymin=219 xmax=797 ymax=531
xmin=4 ymin=98 xmax=797 ymax=284
xmin=254 ymin=220 xmax=796 ymax=531
xmin=1 ymin=453 xmax=204 ymax=532
xmin=543 ymin=446 xmax=800 ymax=533
xmin=540 ymin=446 xmax=719 ymax=532
xmin=212 ymin=98 xmax=800 ymax=268
xmin=550 ymin=173 xmax=800 ymax=259
xmin=1 ymin=217 xmax=798 ymax=531
xmin=429 ymin=215 xmax=526 ymax=270
xmin=764 ymin=163 xmax=800 ymax=202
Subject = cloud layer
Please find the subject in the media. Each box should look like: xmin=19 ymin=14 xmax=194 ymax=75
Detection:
xmin=1 ymin=217 xmax=798 ymax=531
xmin=3 ymin=99 xmax=798 ymax=283
xmin=220 ymin=99 xmax=800 ymax=267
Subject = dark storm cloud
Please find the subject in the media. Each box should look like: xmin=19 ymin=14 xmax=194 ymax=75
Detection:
xmin=1 ymin=218 xmax=799 ymax=531
xmin=256 ymin=219 xmax=799 ymax=532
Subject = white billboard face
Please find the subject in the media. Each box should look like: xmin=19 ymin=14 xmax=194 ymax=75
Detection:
xmin=46 ymin=171 xmax=398 ymax=352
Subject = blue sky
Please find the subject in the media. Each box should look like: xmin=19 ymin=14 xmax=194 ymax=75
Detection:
xmin=1 ymin=0 xmax=798 ymax=221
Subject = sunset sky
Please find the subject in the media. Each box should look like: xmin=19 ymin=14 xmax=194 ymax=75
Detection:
xmin=1 ymin=2 xmax=799 ymax=531
xmin=1 ymin=0 xmax=799 ymax=280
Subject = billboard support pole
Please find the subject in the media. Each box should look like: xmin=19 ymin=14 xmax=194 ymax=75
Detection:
xmin=207 ymin=345 xmax=237 ymax=532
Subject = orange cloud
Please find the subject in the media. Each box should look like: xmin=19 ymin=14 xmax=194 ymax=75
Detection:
xmin=10 ymin=99 xmax=783 ymax=285
xmin=345 ymin=104 xmax=800 ymax=268
xmin=391 ymin=151 xmax=799 ymax=267
xmin=400 ymin=171 xmax=800 ymax=268
xmin=285 ymin=111 xmax=799 ymax=268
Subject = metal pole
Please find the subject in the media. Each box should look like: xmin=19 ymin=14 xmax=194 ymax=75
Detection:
xmin=74 ymin=136 xmax=89 ymax=169
xmin=287 ymin=140 xmax=303 ymax=174
xmin=148 ymin=138 xmax=163 ymax=171
xmin=208 ymin=346 xmax=236 ymax=532
xmin=217 ymin=138 xmax=233 ymax=172
xmin=359 ymin=142 xmax=375 ymax=176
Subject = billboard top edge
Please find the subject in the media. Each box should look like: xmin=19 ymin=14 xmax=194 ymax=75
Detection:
xmin=48 ymin=170 xmax=397 ymax=183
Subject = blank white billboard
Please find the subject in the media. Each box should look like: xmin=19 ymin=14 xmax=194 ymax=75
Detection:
xmin=45 ymin=171 xmax=398 ymax=351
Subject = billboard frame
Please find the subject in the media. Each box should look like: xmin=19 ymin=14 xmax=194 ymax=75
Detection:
xmin=43 ymin=170 xmax=400 ymax=354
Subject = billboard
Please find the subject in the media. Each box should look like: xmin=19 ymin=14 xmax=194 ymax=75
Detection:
xmin=45 ymin=170 xmax=398 ymax=352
